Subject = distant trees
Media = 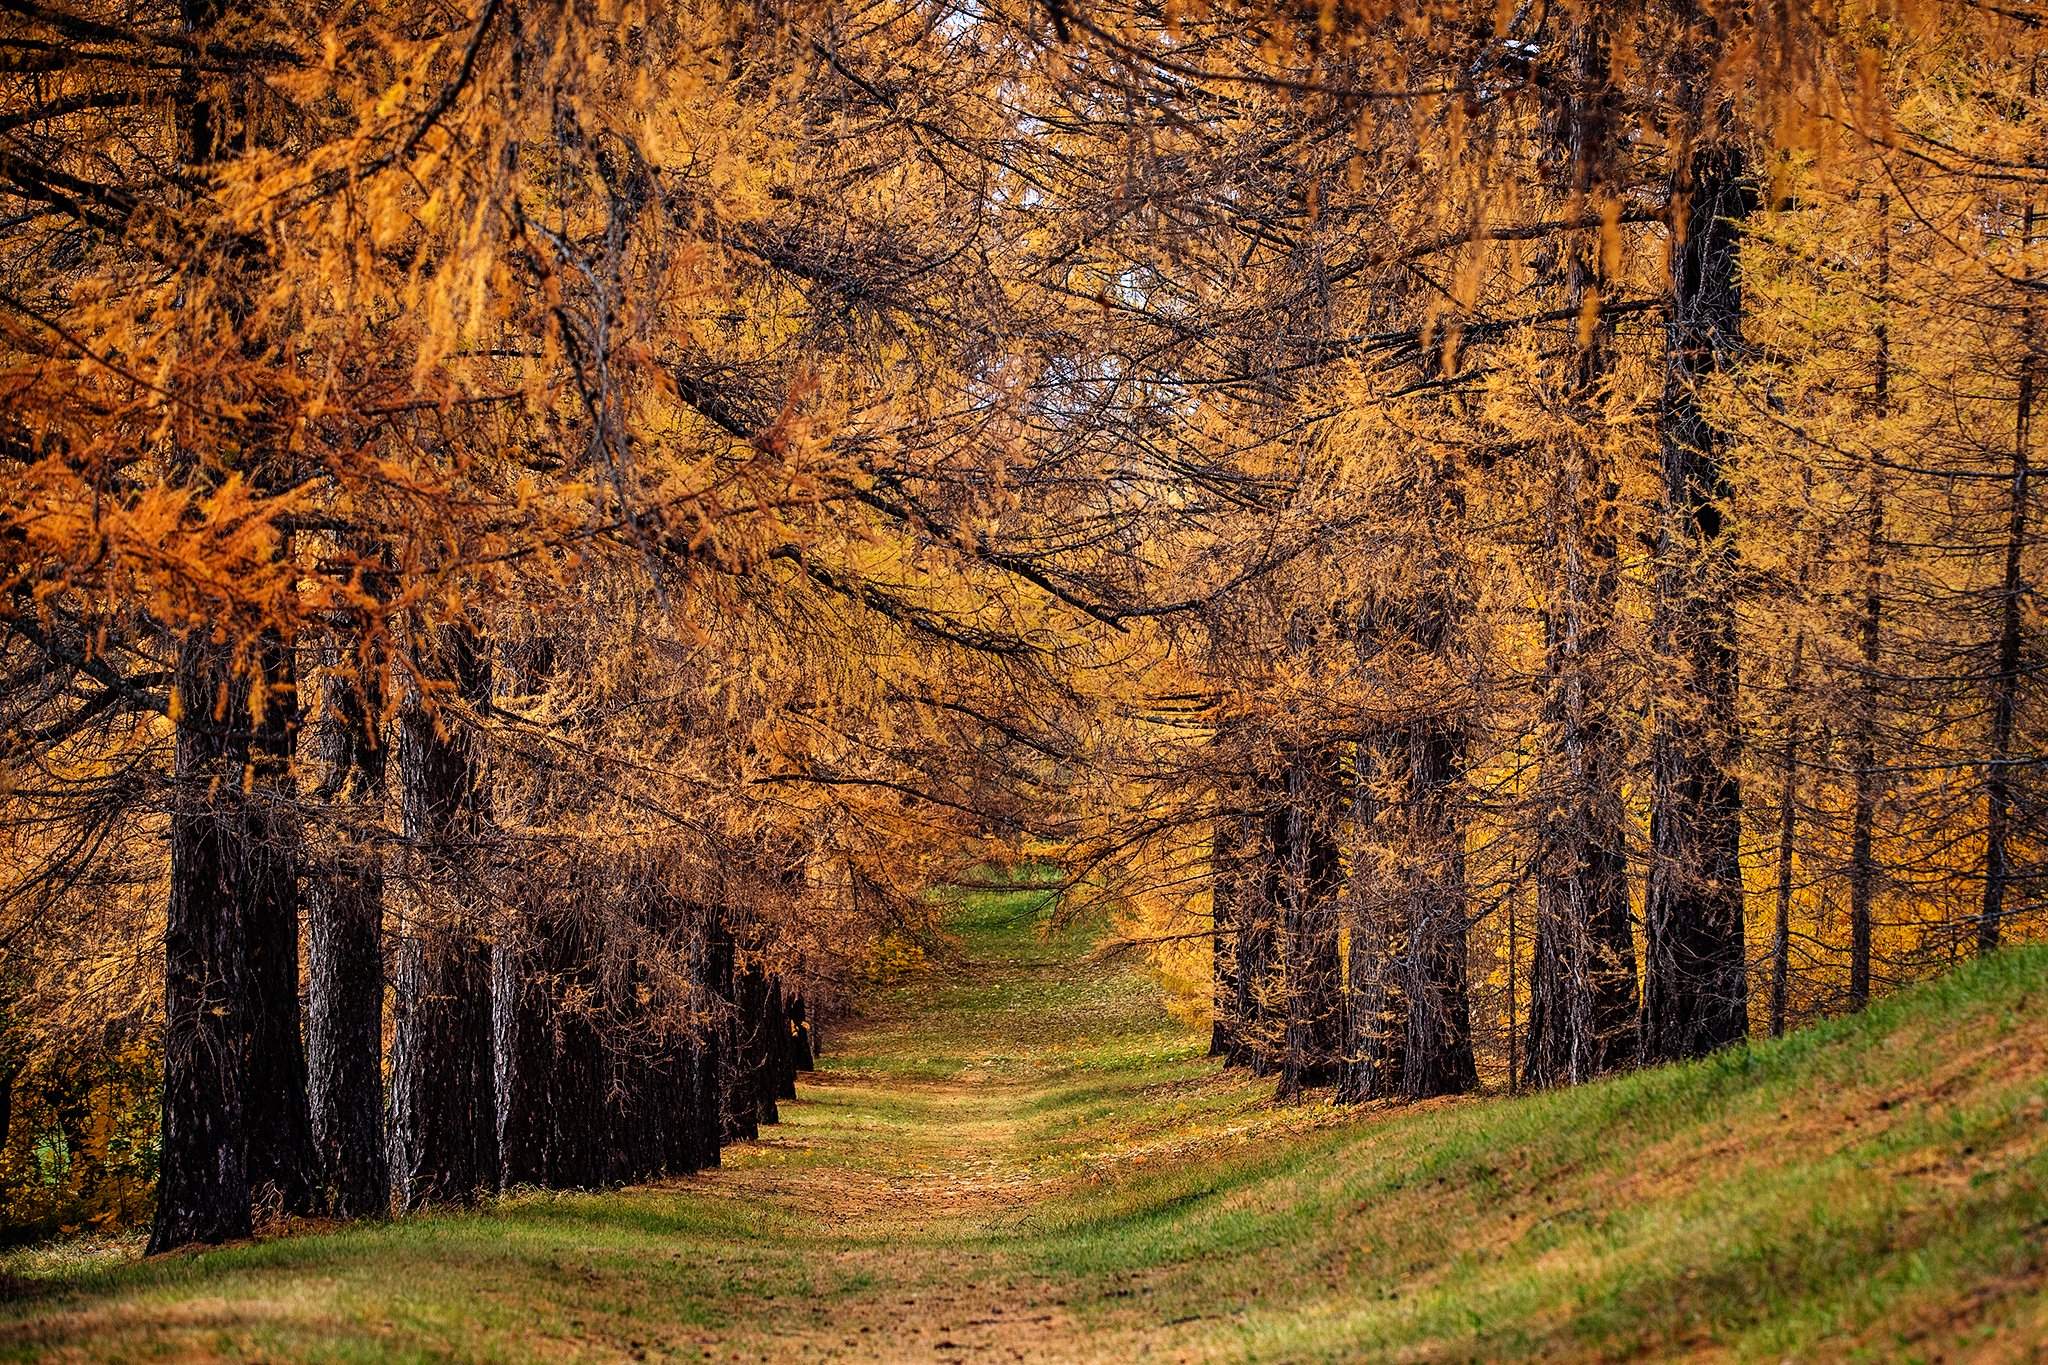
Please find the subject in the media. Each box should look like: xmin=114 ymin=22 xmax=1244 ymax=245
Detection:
xmin=1089 ymin=1 xmax=2047 ymax=1104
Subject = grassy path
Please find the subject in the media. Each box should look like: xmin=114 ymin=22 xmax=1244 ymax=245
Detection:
xmin=3 ymin=885 xmax=2046 ymax=1361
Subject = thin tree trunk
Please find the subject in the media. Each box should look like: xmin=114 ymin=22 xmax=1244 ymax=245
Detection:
xmin=1846 ymin=498 xmax=1883 ymax=1012
xmin=1207 ymin=812 xmax=1242 ymax=1060
xmin=1847 ymin=202 xmax=1890 ymax=1012
xmin=1769 ymin=630 xmax=1805 ymax=1038
xmin=1506 ymin=865 xmax=1519 ymax=1094
xmin=1983 ymin=192 xmax=2036 ymax=956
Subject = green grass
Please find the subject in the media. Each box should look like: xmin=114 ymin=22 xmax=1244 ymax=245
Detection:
xmin=2 ymin=885 xmax=2043 ymax=1361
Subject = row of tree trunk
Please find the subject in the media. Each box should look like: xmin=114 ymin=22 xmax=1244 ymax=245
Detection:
xmin=1209 ymin=11 xmax=1755 ymax=1103
xmin=150 ymin=624 xmax=818 ymax=1251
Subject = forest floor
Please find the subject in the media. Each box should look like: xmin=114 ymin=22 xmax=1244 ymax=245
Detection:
xmin=2 ymin=886 xmax=2046 ymax=1362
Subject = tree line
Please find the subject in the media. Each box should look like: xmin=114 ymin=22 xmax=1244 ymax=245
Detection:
xmin=1086 ymin=0 xmax=2046 ymax=1103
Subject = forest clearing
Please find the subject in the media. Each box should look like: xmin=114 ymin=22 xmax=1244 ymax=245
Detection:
xmin=3 ymin=882 xmax=2043 ymax=1362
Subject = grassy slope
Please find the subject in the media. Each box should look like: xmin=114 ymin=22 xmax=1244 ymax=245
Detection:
xmin=1 ymin=886 xmax=2044 ymax=1362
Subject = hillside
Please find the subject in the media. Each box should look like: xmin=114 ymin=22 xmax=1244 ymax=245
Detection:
xmin=2 ymin=886 xmax=2044 ymax=1362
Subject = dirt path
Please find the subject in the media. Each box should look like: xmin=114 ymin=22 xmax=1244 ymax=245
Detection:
xmin=672 ymin=891 xmax=1124 ymax=1359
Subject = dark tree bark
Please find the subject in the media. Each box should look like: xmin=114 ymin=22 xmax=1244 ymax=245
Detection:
xmin=655 ymin=1053 xmax=694 ymax=1179
xmin=305 ymin=632 xmax=390 ymax=1218
xmin=0 ymin=1059 xmax=15 ymax=1156
xmin=1339 ymin=577 xmax=1478 ymax=1104
xmin=498 ymin=897 xmax=611 ymax=1189
xmin=241 ymin=629 xmax=316 ymax=1218
xmin=496 ymin=875 xmax=612 ymax=1191
xmin=1338 ymin=725 xmax=1476 ymax=1102
xmin=1338 ymin=725 xmax=1405 ymax=1104
xmin=707 ymin=907 xmax=755 ymax=1144
xmin=1276 ymin=749 xmax=1343 ymax=1099
xmin=1846 ymin=485 xmax=1884 ymax=1011
xmin=493 ymin=917 xmax=549 ymax=1190
xmin=605 ymin=1000 xmax=668 ymax=1186
xmin=1524 ymin=801 xmax=1637 ymax=1088
xmin=1641 ymin=127 xmax=1754 ymax=1064
xmin=389 ymin=628 xmax=498 ymax=1209
xmin=768 ymin=976 xmax=798 ymax=1102
xmin=733 ymin=954 xmax=781 ymax=1127
xmin=150 ymin=633 xmax=253 ymax=1253
xmin=786 ymin=993 xmax=816 ymax=1073
xmin=1207 ymin=826 xmax=1238 ymax=1060
xmin=688 ymin=1005 xmax=724 ymax=1169
xmin=1401 ymin=726 xmax=1478 ymax=1099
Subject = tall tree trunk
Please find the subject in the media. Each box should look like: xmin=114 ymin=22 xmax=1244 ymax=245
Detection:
xmin=151 ymin=0 xmax=253 ymax=1257
xmin=1526 ymin=7 xmax=1639 ymax=1088
xmin=305 ymin=632 xmax=390 ymax=1218
xmin=241 ymin=629 xmax=315 ymax=1217
xmin=604 ymin=945 xmax=670 ymax=1187
xmin=655 ymin=1028 xmax=699 ymax=1179
xmin=497 ymin=866 xmax=612 ymax=1191
xmin=1846 ymin=484 xmax=1884 ymax=1010
xmin=545 ymin=910 xmax=612 ymax=1189
xmin=150 ymin=634 xmax=253 ymax=1252
xmin=495 ymin=896 xmax=564 ymax=1188
xmin=1983 ymin=192 xmax=2036 ymax=956
xmin=1642 ymin=125 xmax=1753 ymax=1063
xmin=1846 ymin=201 xmax=1890 ymax=1013
xmin=389 ymin=627 xmax=498 ymax=1209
